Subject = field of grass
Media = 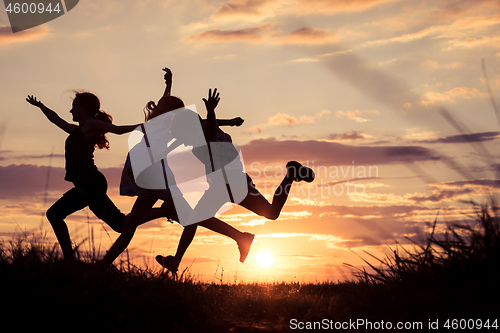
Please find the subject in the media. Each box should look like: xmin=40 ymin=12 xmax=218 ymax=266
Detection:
xmin=1 ymin=204 xmax=499 ymax=332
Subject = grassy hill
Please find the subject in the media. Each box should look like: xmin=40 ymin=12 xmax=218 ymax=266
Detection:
xmin=1 ymin=205 xmax=499 ymax=332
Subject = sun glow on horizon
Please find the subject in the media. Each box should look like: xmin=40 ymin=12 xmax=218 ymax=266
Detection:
xmin=256 ymin=250 xmax=274 ymax=268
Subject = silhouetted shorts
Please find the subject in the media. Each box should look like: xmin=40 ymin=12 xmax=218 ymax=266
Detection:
xmin=236 ymin=174 xmax=272 ymax=214
xmin=47 ymin=171 xmax=125 ymax=233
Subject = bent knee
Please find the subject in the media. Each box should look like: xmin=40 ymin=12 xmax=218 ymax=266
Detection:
xmin=264 ymin=211 xmax=280 ymax=221
xmin=46 ymin=206 xmax=65 ymax=224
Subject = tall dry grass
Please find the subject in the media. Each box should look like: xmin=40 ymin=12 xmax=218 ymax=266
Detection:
xmin=345 ymin=202 xmax=499 ymax=322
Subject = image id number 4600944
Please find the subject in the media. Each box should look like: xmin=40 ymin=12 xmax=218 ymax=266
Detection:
xmin=5 ymin=2 xmax=61 ymax=14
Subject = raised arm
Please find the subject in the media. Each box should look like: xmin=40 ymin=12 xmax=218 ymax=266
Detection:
xmin=202 ymin=88 xmax=220 ymax=137
xmin=162 ymin=67 xmax=172 ymax=98
xmin=26 ymin=95 xmax=76 ymax=133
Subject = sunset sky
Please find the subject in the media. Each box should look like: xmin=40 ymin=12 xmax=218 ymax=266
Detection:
xmin=1 ymin=0 xmax=499 ymax=282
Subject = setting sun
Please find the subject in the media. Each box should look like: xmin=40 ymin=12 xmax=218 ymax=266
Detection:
xmin=256 ymin=250 xmax=274 ymax=268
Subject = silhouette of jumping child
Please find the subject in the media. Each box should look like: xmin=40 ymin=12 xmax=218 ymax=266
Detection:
xmin=98 ymin=68 xmax=255 ymax=270
xmin=26 ymin=92 xmax=141 ymax=261
xmin=154 ymin=88 xmax=315 ymax=273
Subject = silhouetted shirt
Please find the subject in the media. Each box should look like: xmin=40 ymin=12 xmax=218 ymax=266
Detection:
xmin=64 ymin=126 xmax=98 ymax=182
xmin=192 ymin=121 xmax=240 ymax=175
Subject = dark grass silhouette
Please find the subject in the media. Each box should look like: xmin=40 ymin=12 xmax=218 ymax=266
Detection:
xmin=345 ymin=203 xmax=500 ymax=322
xmin=1 ymin=204 xmax=498 ymax=332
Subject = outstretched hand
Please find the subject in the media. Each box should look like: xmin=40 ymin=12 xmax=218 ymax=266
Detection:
xmin=232 ymin=117 xmax=244 ymax=127
xmin=26 ymin=95 xmax=43 ymax=108
xmin=203 ymin=88 xmax=220 ymax=111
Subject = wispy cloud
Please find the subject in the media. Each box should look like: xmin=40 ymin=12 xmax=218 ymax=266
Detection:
xmin=419 ymin=60 xmax=465 ymax=69
xmin=244 ymin=110 xmax=330 ymax=134
xmin=407 ymin=188 xmax=473 ymax=204
xmin=281 ymin=27 xmax=336 ymax=45
xmin=208 ymin=0 xmax=399 ymax=22
xmin=185 ymin=23 xmax=277 ymax=43
xmin=328 ymin=131 xmax=371 ymax=142
xmin=335 ymin=109 xmax=380 ymax=123
xmin=435 ymin=178 xmax=500 ymax=190
xmin=417 ymin=131 xmax=500 ymax=144
xmin=0 ymin=164 xmax=123 ymax=200
xmin=268 ymin=113 xmax=300 ymax=126
xmin=422 ymin=87 xmax=489 ymax=105
xmin=363 ymin=14 xmax=500 ymax=49
xmin=436 ymin=0 xmax=500 ymax=17
xmin=243 ymin=124 xmax=269 ymax=134
xmin=294 ymin=0 xmax=398 ymax=16
xmin=444 ymin=35 xmax=500 ymax=50
xmin=240 ymin=211 xmax=312 ymax=226
xmin=185 ymin=23 xmax=336 ymax=45
xmin=15 ymin=154 xmax=65 ymax=159
xmin=0 ymin=25 xmax=49 ymax=45
xmin=213 ymin=0 xmax=289 ymax=19
xmin=354 ymin=178 xmax=500 ymax=205
xmin=240 ymin=138 xmax=440 ymax=166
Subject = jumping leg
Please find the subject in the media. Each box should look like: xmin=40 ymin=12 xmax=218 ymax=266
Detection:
xmin=99 ymin=196 xmax=158 ymax=267
xmin=45 ymin=187 xmax=87 ymax=260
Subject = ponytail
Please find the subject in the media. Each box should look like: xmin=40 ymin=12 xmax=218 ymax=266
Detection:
xmin=143 ymin=96 xmax=185 ymax=121
xmin=144 ymin=101 xmax=157 ymax=121
xmin=94 ymin=110 xmax=112 ymax=149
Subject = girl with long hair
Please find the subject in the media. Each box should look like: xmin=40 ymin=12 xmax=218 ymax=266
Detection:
xmin=26 ymin=92 xmax=140 ymax=260
xmin=98 ymin=68 xmax=255 ymax=270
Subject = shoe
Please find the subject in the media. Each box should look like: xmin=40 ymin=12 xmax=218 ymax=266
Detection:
xmin=238 ymin=232 xmax=255 ymax=263
xmin=155 ymin=255 xmax=179 ymax=273
xmin=286 ymin=161 xmax=315 ymax=182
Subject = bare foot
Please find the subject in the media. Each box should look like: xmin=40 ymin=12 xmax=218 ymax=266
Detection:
xmin=237 ymin=232 xmax=255 ymax=263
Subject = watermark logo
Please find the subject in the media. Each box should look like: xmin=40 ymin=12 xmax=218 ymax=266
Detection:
xmin=3 ymin=0 xmax=79 ymax=33
xmin=127 ymin=105 xmax=248 ymax=227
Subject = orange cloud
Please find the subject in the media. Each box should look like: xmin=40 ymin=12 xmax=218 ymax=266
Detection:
xmin=353 ymin=179 xmax=500 ymax=205
xmin=445 ymin=35 xmax=500 ymax=50
xmin=435 ymin=0 xmax=500 ymax=18
xmin=419 ymin=60 xmax=465 ymax=69
xmin=414 ymin=131 xmax=500 ymax=144
xmin=335 ymin=109 xmax=380 ymax=123
xmin=214 ymin=0 xmax=283 ymax=18
xmin=294 ymin=0 xmax=398 ymax=15
xmin=243 ymin=124 xmax=268 ymax=134
xmin=210 ymin=0 xmax=399 ymax=21
xmin=0 ymin=25 xmax=49 ymax=45
xmin=364 ymin=14 xmax=500 ymax=48
xmin=244 ymin=110 xmax=330 ymax=134
xmin=268 ymin=113 xmax=300 ymax=126
xmin=240 ymin=137 xmax=440 ymax=166
xmin=422 ymin=87 xmax=489 ymax=105
xmin=186 ymin=23 xmax=335 ymax=45
xmin=328 ymin=131 xmax=370 ymax=142
xmin=281 ymin=27 xmax=336 ymax=45
xmin=185 ymin=23 xmax=276 ymax=43
xmin=0 ymin=164 xmax=123 ymax=200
